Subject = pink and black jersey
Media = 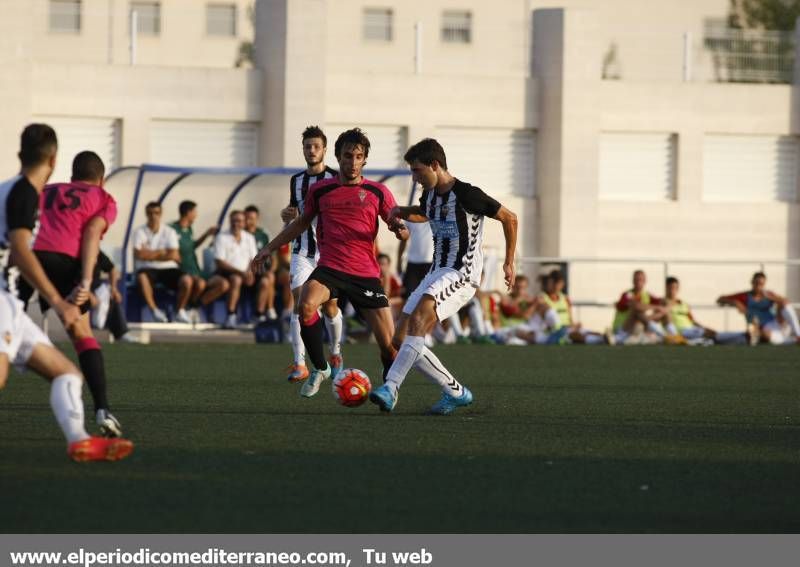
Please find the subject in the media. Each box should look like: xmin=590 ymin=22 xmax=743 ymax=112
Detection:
xmin=34 ymin=181 xmax=117 ymax=259
xmin=304 ymin=177 xmax=397 ymax=279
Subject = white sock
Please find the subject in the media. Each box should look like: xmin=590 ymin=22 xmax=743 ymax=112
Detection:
xmin=647 ymin=321 xmax=665 ymax=337
xmin=448 ymin=314 xmax=467 ymax=337
xmin=781 ymin=306 xmax=800 ymax=336
xmin=544 ymin=308 xmax=560 ymax=330
xmin=324 ymin=310 xmax=343 ymax=356
xmin=413 ymin=347 xmax=464 ymax=397
xmin=50 ymin=374 xmax=90 ymax=445
xmin=290 ymin=313 xmax=305 ymax=366
xmin=666 ymin=323 xmax=678 ymax=336
xmin=385 ymin=335 xmax=425 ymax=394
xmin=468 ymin=298 xmax=487 ymax=336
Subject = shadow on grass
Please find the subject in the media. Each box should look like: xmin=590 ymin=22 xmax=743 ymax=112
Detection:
xmin=1 ymin=446 xmax=798 ymax=534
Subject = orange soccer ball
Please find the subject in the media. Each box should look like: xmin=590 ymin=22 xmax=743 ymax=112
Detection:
xmin=332 ymin=368 xmax=372 ymax=407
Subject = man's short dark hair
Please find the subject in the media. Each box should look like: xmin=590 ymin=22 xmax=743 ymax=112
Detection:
xmin=549 ymin=269 xmax=565 ymax=283
xmin=515 ymin=274 xmax=529 ymax=283
xmin=334 ymin=128 xmax=370 ymax=160
xmin=404 ymin=138 xmax=448 ymax=171
xmin=752 ymin=271 xmax=767 ymax=281
xmin=302 ymin=125 xmax=327 ymax=147
xmin=244 ymin=205 xmax=260 ymax=215
xmin=230 ymin=209 xmax=244 ymax=219
xmin=666 ymin=276 xmax=679 ymax=287
xmin=71 ymin=151 xmax=105 ymax=182
xmin=19 ymin=123 xmax=58 ymax=168
xmin=179 ymin=200 xmax=197 ymax=217
xmin=145 ymin=201 xmax=161 ymax=212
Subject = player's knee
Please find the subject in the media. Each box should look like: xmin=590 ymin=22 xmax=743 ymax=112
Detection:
xmin=0 ymin=367 xmax=7 ymax=390
xmin=299 ymin=301 xmax=318 ymax=323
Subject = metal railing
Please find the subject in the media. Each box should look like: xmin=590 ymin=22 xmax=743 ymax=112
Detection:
xmin=704 ymin=26 xmax=795 ymax=84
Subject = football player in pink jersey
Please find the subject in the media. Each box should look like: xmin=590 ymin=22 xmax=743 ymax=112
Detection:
xmin=2 ymin=125 xmax=132 ymax=461
xmin=251 ymin=128 xmax=408 ymax=397
xmin=18 ymin=151 xmax=125 ymax=437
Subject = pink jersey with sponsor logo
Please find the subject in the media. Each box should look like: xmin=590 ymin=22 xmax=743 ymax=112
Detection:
xmin=304 ymin=177 xmax=397 ymax=279
xmin=34 ymin=181 xmax=117 ymax=258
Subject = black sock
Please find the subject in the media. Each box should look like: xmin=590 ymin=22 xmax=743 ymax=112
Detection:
xmin=381 ymin=353 xmax=395 ymax=383
xmin=78 ymin=348 xmax=109 ymax=413
xmin=300 ymin=314 xmax=328 ymax=370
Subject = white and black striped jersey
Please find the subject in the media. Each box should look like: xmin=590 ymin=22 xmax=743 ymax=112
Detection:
xmin=0 ymin=175 xmax=39 ymax=295
xmin=289 ymin=166 xmax=337 ymax=259
xmin=419 ymin=179 xmax=502 ymax=287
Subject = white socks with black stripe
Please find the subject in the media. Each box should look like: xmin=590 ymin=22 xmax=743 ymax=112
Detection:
xmin=385 ymin=335 xmax=464 ymax=397
xmin=50 ymin=374 xmax=90 ymax=444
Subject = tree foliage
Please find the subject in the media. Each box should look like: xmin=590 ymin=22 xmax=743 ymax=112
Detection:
xmin=729 ymin=0 xmax=800 ymax=30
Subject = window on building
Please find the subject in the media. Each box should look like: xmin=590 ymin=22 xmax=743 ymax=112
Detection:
xmin=363 ymin=8 xmax=393 ymax=42
xmin=206 ymin=3 xmax=237 ymax=37
xmin=130 ymin=1 xmax=161 ymax=36
xmin=49 ymin=0 xmax=81 ymax=33
xmin=441 ymin=10 xmax=471 ymax=44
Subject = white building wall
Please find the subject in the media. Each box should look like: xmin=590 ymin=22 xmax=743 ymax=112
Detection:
xmin=29 ymin=0 xmax=255 ymax=68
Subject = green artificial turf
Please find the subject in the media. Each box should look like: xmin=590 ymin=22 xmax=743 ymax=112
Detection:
xmin=0 ymin=343 xmax=798 ymax=533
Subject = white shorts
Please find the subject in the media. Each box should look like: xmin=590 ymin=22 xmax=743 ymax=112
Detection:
xmin=403 ymin=267 xmax=476 ymax=321
xmin=290 ymin=254 xmax=317 ymax=290
xmin=0 ymin=291 xmax=52 ymax=372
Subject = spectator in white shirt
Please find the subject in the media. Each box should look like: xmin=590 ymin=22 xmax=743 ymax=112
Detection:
xmin=201 ymin=210 xmax=274 ymax=328
xmin=132 ymin=201 xmax=193 ymax=323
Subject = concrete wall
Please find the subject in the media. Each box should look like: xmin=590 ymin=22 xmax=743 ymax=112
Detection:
xmin=29 ymin=0 xmax=255 ymax=68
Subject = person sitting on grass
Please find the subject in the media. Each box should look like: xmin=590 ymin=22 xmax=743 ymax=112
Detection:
xmin=717 ymin=271 xmax=800 ymax=345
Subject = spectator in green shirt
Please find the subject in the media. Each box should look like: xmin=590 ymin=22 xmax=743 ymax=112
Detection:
xmin=170 ymin=200 xmax=218 ymax=317
xmin=244 ymin=205 xmax=277 ymax=320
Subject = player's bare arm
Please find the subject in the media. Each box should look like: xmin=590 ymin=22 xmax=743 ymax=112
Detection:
xmin=73 ymin=216 xmax=108 ymax=305
xmin=494 ymin=205 xmax=518 ymax=291
xmin=250 ymin=213 xmax=313 ymax=275
xmin=8 ymin=228 xmax=80 ymax=328
xmin=389 ymin=205 xmax=428 ymax=223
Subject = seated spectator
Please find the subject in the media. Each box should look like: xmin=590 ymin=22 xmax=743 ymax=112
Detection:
xmin=378 ymin=253 xmax=404 ymax=318
xmin=201 ymin=210 xmax=272 ymax=328
xmin=132 ymin=201 xmax=192 ymax=323
xmin=664 ymin=276 xmax=746 ymax=345
xmin=717 ymin=271 xmax=800 ymax=345
xmin=499 ymin=274 xmax=537 ymax=322
xmin=543 ymin=270 xmax=609 ymax=344
xmin=170 ymin=200 xmax=218 ymax=320
xmin=612 ymin=269 xmax=670 ymax=344
xmin=244 ymin=205 xmax=277 ymax=321
xmin=492 ymin=273 xmax=561 ymax=345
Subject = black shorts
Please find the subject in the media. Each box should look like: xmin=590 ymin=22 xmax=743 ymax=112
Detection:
xmin=17 ymin=251 xmax=91 ymax=314
xmin=308 ymin=266 xmax=389 ymax=310
xmin=402 ymin=262 xmax=432 ymax=300
xmin=137 ymin=267 xmax=184 ymax=291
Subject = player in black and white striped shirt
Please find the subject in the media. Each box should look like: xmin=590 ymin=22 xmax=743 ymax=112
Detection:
xmin=279 ymin=126 xmax=343 ymax=383
xmin=0 ymin=123 xmax=132 ymax=461
xmin=370 ymin=138 xmax=518 ymax=415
